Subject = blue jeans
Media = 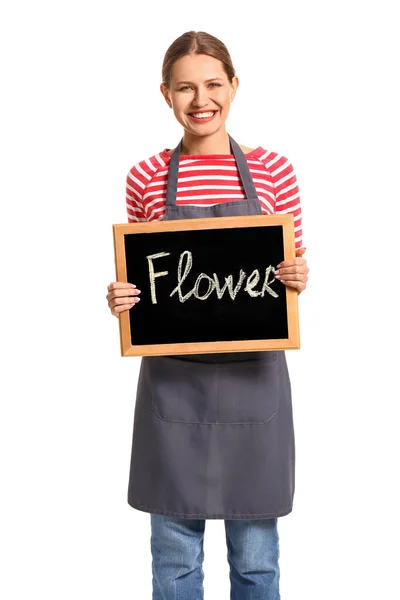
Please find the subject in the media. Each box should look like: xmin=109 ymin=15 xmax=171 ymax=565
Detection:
xmin=150 ymin=515 xmax=280 ymax=599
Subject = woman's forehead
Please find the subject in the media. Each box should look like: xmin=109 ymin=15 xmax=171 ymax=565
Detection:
xmin=170 ymin=54 xmax=227 ymax=82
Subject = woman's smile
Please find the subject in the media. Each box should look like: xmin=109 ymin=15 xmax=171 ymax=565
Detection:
xmin=187 ymin=110 xmax=218 ymax=123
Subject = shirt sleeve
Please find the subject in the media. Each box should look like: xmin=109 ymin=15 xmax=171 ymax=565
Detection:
xmin=270 ymin=156 xmax=303 ymax=249
xmin=125 ymin=166 xmax=147 ymax=223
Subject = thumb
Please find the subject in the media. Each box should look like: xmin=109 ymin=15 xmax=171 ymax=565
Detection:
xmin=295 ymin=246 xmax=307 ymax=257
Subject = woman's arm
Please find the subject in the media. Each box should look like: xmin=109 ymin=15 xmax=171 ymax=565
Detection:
xmin=267 ymin=153 xmax=308 ymax=294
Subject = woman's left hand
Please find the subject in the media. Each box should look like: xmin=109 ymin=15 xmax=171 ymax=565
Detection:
xmin=274 ymin=247 xmax=309 ymax=294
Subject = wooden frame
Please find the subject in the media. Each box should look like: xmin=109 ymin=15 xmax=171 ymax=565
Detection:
xmin=113 ymin=214 xmax=300 ymax=356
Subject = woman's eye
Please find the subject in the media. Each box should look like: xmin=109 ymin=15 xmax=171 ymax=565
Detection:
xmin=178 ymin=83 xmax=221 ymax=91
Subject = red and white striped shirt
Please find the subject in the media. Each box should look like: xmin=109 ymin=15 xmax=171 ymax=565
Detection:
xmin=126 ymin=146 xmax=303 ymax=249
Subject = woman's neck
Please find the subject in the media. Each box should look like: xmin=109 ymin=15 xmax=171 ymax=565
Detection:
xmin=181 ymin=129 xmax=231 ymax=155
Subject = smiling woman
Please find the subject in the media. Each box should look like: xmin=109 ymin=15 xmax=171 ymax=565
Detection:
xmin=160 ymin=34 xmax=238 ymax=154
xmin=106 ymin=29 xmax=309 ymax=600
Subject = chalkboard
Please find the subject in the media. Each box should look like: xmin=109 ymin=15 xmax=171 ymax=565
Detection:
xmin=113 ymin=215 xmax=299 ymax=356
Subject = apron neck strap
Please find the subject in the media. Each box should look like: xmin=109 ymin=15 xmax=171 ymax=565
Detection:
xmin=165 ymin=134 xmax=259 ymax=207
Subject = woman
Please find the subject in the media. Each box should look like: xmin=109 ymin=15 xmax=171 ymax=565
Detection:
xmin=106 ymin=31 xmax=308 ymax=600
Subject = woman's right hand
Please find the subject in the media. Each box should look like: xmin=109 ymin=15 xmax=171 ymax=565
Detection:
xmin=106 ymin=282 xmax=141 ymax=317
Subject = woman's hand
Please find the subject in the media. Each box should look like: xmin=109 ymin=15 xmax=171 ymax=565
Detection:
xmin=106 ymin=282 xmax=141 ymax=317
xmin=274 ymin=247 xmax=309 ymax=294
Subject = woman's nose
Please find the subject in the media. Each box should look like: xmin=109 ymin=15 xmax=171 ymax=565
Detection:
xmin=192 ymin=88 xmax=209 ymax=106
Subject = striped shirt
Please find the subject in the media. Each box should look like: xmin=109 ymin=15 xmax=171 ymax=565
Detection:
xmin=126 ymin=146 xmax=302 ymax=249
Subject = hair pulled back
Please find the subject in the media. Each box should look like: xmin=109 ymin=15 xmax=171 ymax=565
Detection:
xmin=161 ymin=31 xmax=236 ymax=88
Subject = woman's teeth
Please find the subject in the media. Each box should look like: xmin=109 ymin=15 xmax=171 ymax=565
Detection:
xmin=190 ymin=111 xmax=216 ymax=118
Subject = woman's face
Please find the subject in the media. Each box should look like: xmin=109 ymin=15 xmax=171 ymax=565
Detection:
xmin=161 ymin=53 xmax=238 ymax=138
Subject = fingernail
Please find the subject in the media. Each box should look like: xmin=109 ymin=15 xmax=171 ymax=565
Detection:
xmin=130 ymin=284 xmax=136 ymax=288
xmin=136 ymin=289 xmax=141 ymax=294
xmin=275 ymin=270 xmax=280 ymax=275
xmin=275 ymin=274 xmax=281 ymax=279
xmin=135 ymin=297 xmax=141 ymax=302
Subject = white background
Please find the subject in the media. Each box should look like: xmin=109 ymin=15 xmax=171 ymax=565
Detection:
xmin=1 ymin=1 xmax=399 ymax=598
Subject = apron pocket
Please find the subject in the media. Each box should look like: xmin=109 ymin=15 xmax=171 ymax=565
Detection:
xmin=149 ymin=353 xmax=279 ymax=425
xmin=150 ymin=356 xmax=218 ymax=424
xmin=216 ymin=353 xmax=279 ymax=424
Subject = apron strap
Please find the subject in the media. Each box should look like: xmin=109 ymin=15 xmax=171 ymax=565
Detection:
xmin=165 ymin=139 xmax=182 ymax=208
xmin=165 ymin=134 xmax=259 ymax=207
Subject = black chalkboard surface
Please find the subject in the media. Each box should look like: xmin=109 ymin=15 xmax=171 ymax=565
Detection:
xmin=113 ymin=215 xmax=299 ymax=356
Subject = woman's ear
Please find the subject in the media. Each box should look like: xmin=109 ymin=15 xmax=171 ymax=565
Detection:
xmin=160 ymin=83 xmax=172 ymax=108
xmin=230 ymin=75 xmax=239 ymax=102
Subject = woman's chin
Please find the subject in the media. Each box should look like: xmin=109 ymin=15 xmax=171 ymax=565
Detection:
xmin=183 ymin=119 xmax=227 ymax=137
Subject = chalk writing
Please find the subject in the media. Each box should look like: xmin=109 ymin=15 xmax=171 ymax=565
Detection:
xmin=146 ymin=250 xmax=278 ymax=305
xmin=146 ymin=251 xmax=169 ymax=304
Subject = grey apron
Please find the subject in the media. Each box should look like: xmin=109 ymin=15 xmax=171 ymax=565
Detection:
xmin=127 ymin=135 xmax=295 ymax=519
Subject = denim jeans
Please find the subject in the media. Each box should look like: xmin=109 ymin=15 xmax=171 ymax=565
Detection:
xmin=150 ymin=514 xmax=280 ymax=600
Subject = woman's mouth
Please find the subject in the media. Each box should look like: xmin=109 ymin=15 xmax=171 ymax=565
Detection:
xmin=187 ymin=110 xmax=218 ymax=123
